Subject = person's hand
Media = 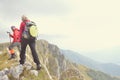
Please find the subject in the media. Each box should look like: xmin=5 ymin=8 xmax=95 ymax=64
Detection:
xmin=9 ymin=33 xmax=12 ymax=37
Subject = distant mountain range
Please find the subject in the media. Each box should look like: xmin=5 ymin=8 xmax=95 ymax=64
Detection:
xmin=61 ymin=50 xmax=120 ymax=76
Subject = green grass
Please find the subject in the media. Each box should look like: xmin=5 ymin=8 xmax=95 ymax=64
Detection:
xmin=0 ymin=52 xmax=18 ymax=70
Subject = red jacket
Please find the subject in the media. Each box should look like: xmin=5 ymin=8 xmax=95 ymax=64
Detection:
xmin=10 ymin=28 xmax=20 ymax=42
xmin=19 ymin=20 xmax=30 ymax=39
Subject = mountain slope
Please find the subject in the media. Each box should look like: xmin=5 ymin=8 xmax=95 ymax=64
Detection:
xmin=0 ymin=39 xmax=120 ymax=80
xmin=61 ymin=50 xmax=120 ymax=76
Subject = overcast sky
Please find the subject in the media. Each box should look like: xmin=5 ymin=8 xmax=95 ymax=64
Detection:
xmin=0 ymin=0 xmax=120 ymax=63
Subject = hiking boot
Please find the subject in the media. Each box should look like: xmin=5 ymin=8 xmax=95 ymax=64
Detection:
xmin=8 ymin=54 xmax=16 ymax=60
xmin=12 ymin=54 xmax=16 ymax=58
xmin=8 ymin=57 xmax=16 ymax=60
xmin=36 ymin=64 xmax=41 ymax=70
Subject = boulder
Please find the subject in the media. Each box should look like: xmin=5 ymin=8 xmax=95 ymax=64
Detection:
xmin=30 ymin=70 xmax=38 ymax=76
xmin=10 ymin=64 xmax=23 ymax=79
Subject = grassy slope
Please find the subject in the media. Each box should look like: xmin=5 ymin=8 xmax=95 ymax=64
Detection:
xmin=0 ymin=52 xmax=17 ymax=70
xmin=77 ymin=64 xmax=92 ymax=80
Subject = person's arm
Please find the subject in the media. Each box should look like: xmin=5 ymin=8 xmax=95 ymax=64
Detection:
xmin=19 ymin=22 xmax=25 ymax=39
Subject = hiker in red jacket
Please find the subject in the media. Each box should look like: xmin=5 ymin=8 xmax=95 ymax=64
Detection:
xmin=8 ymin=26 xmax=21 ymax=60
xmin=19 ymin=15 xmax=41 ymax=70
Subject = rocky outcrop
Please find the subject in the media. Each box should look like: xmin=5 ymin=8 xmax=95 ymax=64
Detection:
xmin=0 ymin=62 xmax=38 ymax=80
xmin=10 ymin=64 xmax=23 ymax=79
xmin=30 ymin=70 xmax=38 ymax=76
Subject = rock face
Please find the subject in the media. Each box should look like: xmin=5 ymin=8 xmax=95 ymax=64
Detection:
xmin=36 ymin=40 xmax=85 ymax=80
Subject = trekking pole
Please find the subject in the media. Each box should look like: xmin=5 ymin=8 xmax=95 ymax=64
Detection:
xmin=7 ymin=31 xmax=11 ymax=44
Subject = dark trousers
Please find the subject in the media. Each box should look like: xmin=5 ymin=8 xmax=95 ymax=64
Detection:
xmin=19 ymin=38 xmax=40 ymax=65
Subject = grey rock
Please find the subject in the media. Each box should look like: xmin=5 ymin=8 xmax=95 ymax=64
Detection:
xmin=0 ymin=71 xmax=5 ymax=76
xmin=10 ymin=64 xmax=24 ymax=79
xmin=0 ymin=75 xmax=9 ymax=80
xmin=30 ymin=70 xmax=38 ymax=76
xmin=0 ymin=68 xmax=10 ymax=80
xmin=3 ymin=68 xmax=10 ymax=74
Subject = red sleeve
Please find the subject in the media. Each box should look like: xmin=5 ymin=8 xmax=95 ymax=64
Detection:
xmin=19 ymin=22 xmax=25 ymax=39
xmin=19 ymin=20 xmax=30 ymax=39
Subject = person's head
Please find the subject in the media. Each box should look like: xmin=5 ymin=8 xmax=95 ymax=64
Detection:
xmin=11 ymin=26 xmax=16 ymax=31
xmin=21 ymin=15 xmax=28 ymax=22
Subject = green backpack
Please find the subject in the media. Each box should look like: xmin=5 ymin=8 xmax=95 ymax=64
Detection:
xmin=22 ymin=21 xmax=38 ymax=39
xmin=29 ymin=25 xmax=38 ymax=37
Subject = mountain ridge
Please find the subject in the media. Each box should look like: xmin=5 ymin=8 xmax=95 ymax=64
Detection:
xmin=0 ymin=39 xmax=120 ymax=80
xmin=61 ymin=49 xmax=120 ymax=76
